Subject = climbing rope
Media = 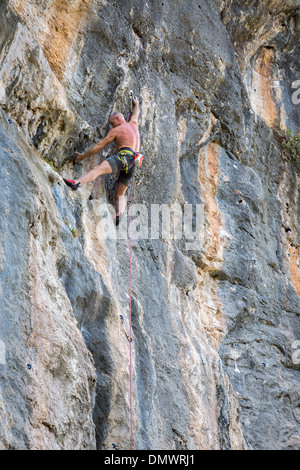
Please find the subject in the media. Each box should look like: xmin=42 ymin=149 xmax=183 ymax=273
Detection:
xmin=116 ymin=90 xmax=143 ymax=449
xmin=115 ymin=90 xmax=144 ymax=450
xmin=127 ymin=90 xmax=135 ymax=450
xmin=111 ymin=91 xmax=140 ymax=450
xmin=128 ymin=173 xmax=134 ymax=451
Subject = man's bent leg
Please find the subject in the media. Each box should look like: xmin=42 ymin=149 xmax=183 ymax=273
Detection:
xmin=76 ymin=160 xmax=112 ymax=185
xmin=115 ymin=181 xmax=128 ymax=216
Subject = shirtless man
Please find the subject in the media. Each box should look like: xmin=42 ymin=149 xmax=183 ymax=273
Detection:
xmin=63 ymin=98 xmax=140 ymax=222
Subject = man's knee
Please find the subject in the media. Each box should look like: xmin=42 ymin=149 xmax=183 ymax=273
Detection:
xmin=115 ymin=182 xmax=128 ymax=197
xmin=94 ymin=160 xmax=113 ymax=175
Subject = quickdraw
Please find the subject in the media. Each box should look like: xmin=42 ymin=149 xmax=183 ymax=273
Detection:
xmin=119 ymin=314 xmax=133 ymax=343
xmin=134 ymin=174 xmax=143 ymax=185
xmin=126 ymin=90 xmax=144 ymax=169
xmin=126 ymin=334 xmax=133 ymax=343
xmin=117 ymin=154 xmax=129 ymax=173
xmin=126 ymin=90 xmax=134 ymax=122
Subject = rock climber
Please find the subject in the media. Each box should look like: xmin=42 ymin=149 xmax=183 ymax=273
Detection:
xmin=63 ymin=98 xmax=141 ymax=225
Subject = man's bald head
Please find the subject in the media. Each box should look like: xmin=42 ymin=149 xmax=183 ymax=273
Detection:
xmin=109 ymin=112 xmax=125 ymax=127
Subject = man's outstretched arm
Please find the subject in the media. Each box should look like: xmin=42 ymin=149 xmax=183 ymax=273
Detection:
xmin=75 ymin=128 xmax=117 ymax=162
xmin=129 ymin=98 xmax=140 ymax=125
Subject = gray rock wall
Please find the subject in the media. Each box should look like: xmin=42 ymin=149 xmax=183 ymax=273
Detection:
xmin=0 ymin=0 xmax=299 ymax=450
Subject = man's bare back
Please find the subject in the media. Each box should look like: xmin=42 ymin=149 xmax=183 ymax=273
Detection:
xmin=114 ymin=121 xmax=140 ymax=152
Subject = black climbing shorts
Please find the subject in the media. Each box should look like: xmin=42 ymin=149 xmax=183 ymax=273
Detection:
xmin=106 ymin=147 xmax=136 ymax=186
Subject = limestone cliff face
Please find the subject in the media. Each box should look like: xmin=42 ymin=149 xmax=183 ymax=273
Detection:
xmin=0 ymin=0 xmax=299 ymax=450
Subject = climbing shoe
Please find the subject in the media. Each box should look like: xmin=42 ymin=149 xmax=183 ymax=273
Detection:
xmin=115 ymin=212 xmax=125 ymax=226
xmin=63 ymin=178 xmax=80 ymax=191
